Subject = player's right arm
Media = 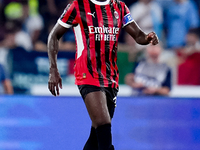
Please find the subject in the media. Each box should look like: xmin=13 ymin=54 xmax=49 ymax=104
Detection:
xmin=47 ymin=23 xmax=68 ymax=96
xmin=48 ymin=1 xmax=78 ymax=96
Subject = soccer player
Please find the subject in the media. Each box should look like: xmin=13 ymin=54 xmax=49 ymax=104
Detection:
xmin=47 ymin=0 xmax=159 ymax=149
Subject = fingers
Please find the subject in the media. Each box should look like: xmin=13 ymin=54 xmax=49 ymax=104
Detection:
xmin=48 ymin=80 xmax=62 ymax=96
xmin=151 ymin=37 xmax=159 ymax=45
xmin=56 ymin=84 xmax=59 ymax=96
xmin=55 ymin=78 xmax=62 ymax=96
xmin=48 ymin=82 xmax=57 ymax=96
xmin=48 ymin=71 xmax=62 ymax=96
xmin=146 ymin=32 xmax=159 ymax=45
xmin=147 ymin=32 xmax=155 ymax=39
xmin=59 ymin=78 xmax=62 ymax=89
xmin=146 ymin=32 xmax=154 ymax=41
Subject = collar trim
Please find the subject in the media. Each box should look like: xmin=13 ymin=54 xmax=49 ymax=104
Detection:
xmin=90 ymin=0 xmax=110 ymax=5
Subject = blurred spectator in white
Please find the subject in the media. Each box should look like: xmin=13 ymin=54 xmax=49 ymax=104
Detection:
xmin=0 ymin=20 xmax=32 ymax=51
xmin=165 ymin=0 xmax=199 ymax=49
xmin=0 ymin=19 xmax=32 ymax=77
xmin=20 ymin=0 xmax=43 ymax=45
xmin=3 ymin=0 xmax=43 ymax=46
xmin=177 ymin=28 xmax=200 ymax=85
xmin=125 ymin=44 xmax=171 ymax=96
xmin=0 ymin=63 xmax=13 ymax=94
xmin=124 ymin=0 xmax=163 ymax=62
xmin=129 ymin=0 xmax=163 ymax=39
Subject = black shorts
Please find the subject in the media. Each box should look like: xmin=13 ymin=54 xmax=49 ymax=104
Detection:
xmin=78 ymin=85 xmax=118 ymax=118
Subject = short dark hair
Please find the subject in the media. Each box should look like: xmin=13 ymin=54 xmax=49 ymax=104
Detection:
xmin=188 ymin=28 xmax=200 ymax=38
xmin=5 ymin=19 xmax=22 ymax=33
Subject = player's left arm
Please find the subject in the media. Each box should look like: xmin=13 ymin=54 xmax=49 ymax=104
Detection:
xmin=124 ymin=21 xmax=159 ymax=45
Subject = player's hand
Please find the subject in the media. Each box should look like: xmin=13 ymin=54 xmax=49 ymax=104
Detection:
xmin=48 ymin=68 xmax=62 ymax=96
xmin=146 ymin=32 xmax=159 ymax=45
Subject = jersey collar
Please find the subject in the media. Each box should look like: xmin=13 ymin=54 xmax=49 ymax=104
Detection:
xmin=90 ymin=0 xmax=110 ymax=5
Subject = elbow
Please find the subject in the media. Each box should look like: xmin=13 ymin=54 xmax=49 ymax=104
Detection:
xmin=47 ymin=31 xmax=58 ymax=50
xmin=48 ymin=29 xmax=60 ymax=45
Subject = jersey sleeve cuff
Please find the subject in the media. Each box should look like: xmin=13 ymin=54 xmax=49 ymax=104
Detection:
xmin=57 ymin=19 xmax=72 ymax=28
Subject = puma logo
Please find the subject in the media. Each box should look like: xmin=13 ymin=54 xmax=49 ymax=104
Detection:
xmin=87 ymin=12 xmax=95 ymax=18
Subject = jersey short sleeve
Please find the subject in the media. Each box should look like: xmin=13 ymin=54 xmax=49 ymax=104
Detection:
xmin=122 ymin=4 xmax=134 ymax=27
xmin=58 ymin=1 xmax=78 ymax=28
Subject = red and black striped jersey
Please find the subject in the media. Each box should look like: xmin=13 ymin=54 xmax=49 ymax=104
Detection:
xmin=58 ymin=0 xmax=134 ymax=89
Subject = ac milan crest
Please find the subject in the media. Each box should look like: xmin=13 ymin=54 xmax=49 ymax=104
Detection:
xmin=114 ymin=10 xmax=119 ymax=19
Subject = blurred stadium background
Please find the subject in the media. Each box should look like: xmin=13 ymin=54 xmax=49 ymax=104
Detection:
xmin=0 ymin=0 xmax=200 ymax=150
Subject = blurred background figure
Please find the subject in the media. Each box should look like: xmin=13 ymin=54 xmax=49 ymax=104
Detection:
xmin=2 ymin=0 xmax=43 ymax=47
xmin=36 ymin=0 xmax=76 ymax=52
xmin=0 ymin=19 xmax=32 ymax=76
xmin=0 ymin=63 xmax=13 ymax=94
xmin=177 ymin=27 xmax=200 ymax=85
xmin=38 ymin=0 xmax=69 ymax=26
xmin=20 ymin=0 xmax=43 ymax=45
xmin=129 ymin=0 xmax=163 ymax=39
xmin=35 ymin=18 xmax=76 ymax=52
xmin=164 ymin=0 xmax=199 ymax=49
xmin=1 ymin=19 xmax=33 ymax=51
xmin=0 ymin=0 xmax=44 ymax=52
xmin=123 ymin=0 xmax=163 ymax=64
xmin=125 ymin=44 xmax=172 ymax=96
